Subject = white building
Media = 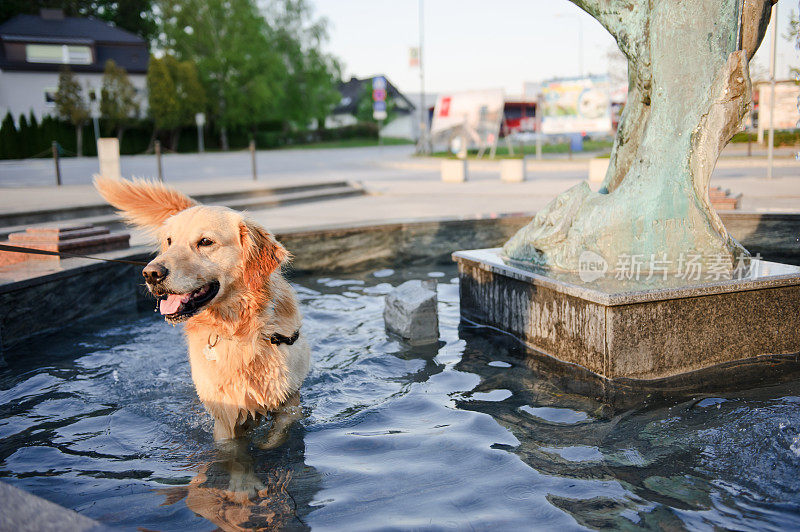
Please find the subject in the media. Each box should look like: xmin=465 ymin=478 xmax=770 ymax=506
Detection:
xmin=0 ymin=9 xmax=148 ymax=121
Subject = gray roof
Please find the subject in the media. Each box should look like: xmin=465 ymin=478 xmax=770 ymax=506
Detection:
xmin=0 ymin=14 xmax=144 ymax=44
xmin=0 ymin=14 xmax=148 ymax=74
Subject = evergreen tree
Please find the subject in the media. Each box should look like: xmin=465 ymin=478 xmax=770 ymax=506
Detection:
xmin=100 ymin=59 xmax=140 ymax=142
xmin=28 ymin=111 xmax=41 ymax=156
xmin=17 ymin=113 xmax=31 ymax=158
xmin=0 ymin=112 xmax=17 ymax=159
xmin=54 ymin=67 xmax=89 ymax=156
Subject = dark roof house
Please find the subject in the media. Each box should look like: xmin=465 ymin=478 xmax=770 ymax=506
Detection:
xmin=332 ymin=76 xmax=415 ymax=116
xmin=0 ymin=9 xmax=148 ymax=74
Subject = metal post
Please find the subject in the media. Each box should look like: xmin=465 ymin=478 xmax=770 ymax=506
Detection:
xmin=155 ymin=140 xmax=163 ymax=181
xmin=250 ymin=139 xmax=257 ymax=181
xmin=52 ymin=141 xmax=61 ymax=186
xmin=766 ymin=1 xmax=778 ymax=179
xmin=92 ymin=116 xmax=100 ymax=146
xmin=197 ymin=124 xmax=204 ymax=153
xmin=418 ymin=0 xmax=427 ymax=153
xmin=535 ymin=95 xmax=543 ymax=160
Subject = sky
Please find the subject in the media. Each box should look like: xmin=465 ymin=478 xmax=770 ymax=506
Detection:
xmin=311 ymin=0 xmax=799 ymax=97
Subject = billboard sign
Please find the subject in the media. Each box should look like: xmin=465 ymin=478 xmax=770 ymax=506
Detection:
xmin=430 ymin=89 xmax=505 ymax=137
xmin=541 ymin=76 xmax=612 ymax=135
xmin=757 ymin=82 xmax=800 ymax=131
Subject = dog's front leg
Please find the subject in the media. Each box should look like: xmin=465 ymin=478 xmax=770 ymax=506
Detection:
xmin=257 ymin=392 xmax=302 ymax=450
xmin=215 ymin=438 xmax=265 ymax=500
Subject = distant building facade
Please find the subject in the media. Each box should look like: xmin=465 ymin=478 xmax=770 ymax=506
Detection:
xmin=0 ymin=9 xmax=148 ymax=120
xmin=327 ymin=76 xmax=417 ymax=139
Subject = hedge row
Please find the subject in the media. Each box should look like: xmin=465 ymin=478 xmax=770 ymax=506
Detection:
xmin=0 ymin=111 xmax=379 ymax=159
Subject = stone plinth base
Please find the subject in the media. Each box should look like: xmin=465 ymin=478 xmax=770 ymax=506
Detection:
xmin=0 ymin=224 xmax=130 ymax=266
xmin=500 ymin=159 xmax=526 ymax=182
xmin=454 ymin=248 xmax=800 ymax=381
xmin=441 ymin=159 xmax=468 ymax=183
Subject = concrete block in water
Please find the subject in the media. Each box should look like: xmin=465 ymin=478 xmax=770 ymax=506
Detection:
xmin=384 ymin=280 xmax=439 ymax=343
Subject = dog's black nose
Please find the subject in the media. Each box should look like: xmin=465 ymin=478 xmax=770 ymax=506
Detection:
xmin=142 ymin=263 xmax=169 ymax=284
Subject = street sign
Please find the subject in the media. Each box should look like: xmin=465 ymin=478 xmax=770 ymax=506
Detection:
xmin=372 ymin=76 xmax=388 ymax=121
xmin=409 ymin=47 xmax=420 ymax=67
xmin=372 ymin=76 xmax=386 ymax=91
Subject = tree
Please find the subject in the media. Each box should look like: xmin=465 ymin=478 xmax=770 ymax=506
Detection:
xmin=146 ymin=54 xmax=205 ymax=150
xmin=0 ymin=112 xmax=18 ymax=159
xmin=146 ymin=56 xmax=180 ymax=147
xmin=788 ymin=9 xmax=799 ymax=80
xmin=158 ymin=0 xmax=340 ymax=148
xmin=264 ymin=0 xmax=341 ymax=129
xmin=165 ymin=55 xmax=206 ymax=147
xmin=158 ymin=0 xmax=284 ymax=150
xmin=100 ymin=59 xmax=140 ymax=142
xmin=54 ymin=67 xmax=89 ymax=156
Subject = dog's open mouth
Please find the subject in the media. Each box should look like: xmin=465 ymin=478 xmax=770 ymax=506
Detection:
xmin=157 ymin=281 xmax=220 ymax=322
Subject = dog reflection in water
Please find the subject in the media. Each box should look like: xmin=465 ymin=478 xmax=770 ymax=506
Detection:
xmin=161 ymin=395 xmax=309 ymax=531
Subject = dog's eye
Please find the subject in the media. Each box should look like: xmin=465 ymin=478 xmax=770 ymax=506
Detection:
xmin=166 ymin=237 xmax=172 ymax=246
xmin=198 ymin=238 xmax=214 ymax=247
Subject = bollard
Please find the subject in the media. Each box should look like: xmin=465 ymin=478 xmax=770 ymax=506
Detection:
xmin=155 ymin=140 xmax=163 ymax=181
xmin=52 ymin=141 xmax=61 ymax=186
xmin=250 ymin=139 xmax=257 ymax=181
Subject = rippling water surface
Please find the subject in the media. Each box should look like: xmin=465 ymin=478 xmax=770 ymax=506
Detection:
xmin=1 ymin=266 xmax=800 ymax=530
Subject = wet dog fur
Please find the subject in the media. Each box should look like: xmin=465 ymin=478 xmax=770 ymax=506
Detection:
xmin=94 ymin=176 xmax=310 ymax=442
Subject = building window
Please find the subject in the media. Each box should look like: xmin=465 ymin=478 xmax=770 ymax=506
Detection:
xmin=26 ymin=44 xmax=92 ymax=65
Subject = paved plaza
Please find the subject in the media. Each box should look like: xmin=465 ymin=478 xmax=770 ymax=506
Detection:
xmin=0 ymin=145 xmax=798 ymax=239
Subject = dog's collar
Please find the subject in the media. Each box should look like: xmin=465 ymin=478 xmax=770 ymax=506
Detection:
xmin=206 ymin=329 xmax=301 ymax=348
xmin=267 ymin=330 xmax=300 ymax=346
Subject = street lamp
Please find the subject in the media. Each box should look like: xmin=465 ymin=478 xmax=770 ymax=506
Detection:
xmin=555 ymin=13 xmax=584 ymax=78
xmin=416 ymin=0 xmax=429 ymax=154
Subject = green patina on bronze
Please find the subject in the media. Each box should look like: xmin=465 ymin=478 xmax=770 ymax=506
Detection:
xmin=504 ymin=0 xmax=777 ymax=271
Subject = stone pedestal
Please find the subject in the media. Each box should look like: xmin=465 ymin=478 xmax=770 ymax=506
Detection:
xmin=454 ymin=248 xmax=800 ymax=381
xmin=441 ymin=159 xmax=468 ymax=183
xmin=0 ymin=225 xmax=130 ymax=266
xmin=97 ymin=137 xmax=122 ymax=179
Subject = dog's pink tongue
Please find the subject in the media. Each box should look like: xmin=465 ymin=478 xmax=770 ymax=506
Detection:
xmin=160 ymin=294 xmax=184 ymax=315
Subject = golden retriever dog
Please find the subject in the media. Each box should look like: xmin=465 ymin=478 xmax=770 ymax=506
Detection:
xmin=94 ymin=176 xmax=309 ymax=443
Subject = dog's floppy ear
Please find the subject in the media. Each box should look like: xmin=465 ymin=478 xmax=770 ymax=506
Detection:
xmin=93 ymin=175 xmax=196 ymax=230
xmin=239 ymin=220 xmax=290 ymax=291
